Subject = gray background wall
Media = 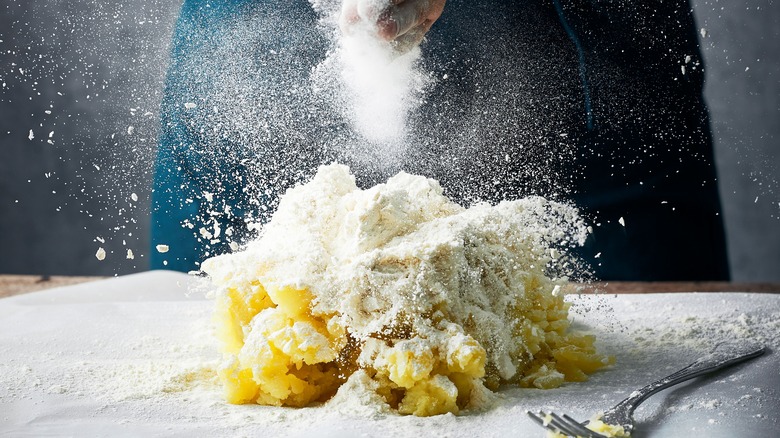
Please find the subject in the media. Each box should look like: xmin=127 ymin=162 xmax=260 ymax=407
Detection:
xmin=693 ymin=0 xmax=780 ymax=281
xmin=1 ymin=0 xmax=778 ymax=280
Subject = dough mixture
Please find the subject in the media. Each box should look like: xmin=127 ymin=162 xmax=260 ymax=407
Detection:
xmin=202 ymin=163 xmax=612 ymax=416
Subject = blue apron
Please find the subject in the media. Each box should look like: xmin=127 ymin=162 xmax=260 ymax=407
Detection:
xmin=151 ymin=0 xmax=729 ymax=280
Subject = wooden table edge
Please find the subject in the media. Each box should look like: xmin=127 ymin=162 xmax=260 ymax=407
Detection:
xmin=570 ymin=281 xmax=780 ymax=294
xmin=1 ymin=275 xmax=779 ymax=298
xmin=0 ymin=275 xmax=108 ymax=298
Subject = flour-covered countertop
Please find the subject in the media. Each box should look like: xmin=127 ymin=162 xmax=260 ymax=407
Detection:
xmin=1 ymin=271 xmax=778 ymax=437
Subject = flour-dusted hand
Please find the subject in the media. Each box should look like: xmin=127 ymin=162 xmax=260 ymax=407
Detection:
xmin=340 ymin=0 xmax=446 ymax=51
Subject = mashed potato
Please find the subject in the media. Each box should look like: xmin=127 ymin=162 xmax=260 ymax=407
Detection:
xmin=202 ymin=163 xmax=612 ymax=416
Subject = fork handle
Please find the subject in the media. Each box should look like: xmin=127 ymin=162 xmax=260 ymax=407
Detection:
xmin=617 ymin=342 xmax=766 ymax=416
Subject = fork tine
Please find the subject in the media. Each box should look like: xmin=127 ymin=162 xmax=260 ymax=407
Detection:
xmin=525 ymin=411 xmax=566 ymax=434
xmin=548 ymin=412 xmax=578 ymax=435
xmin=540 ymin=411 xmax=584 ymax=437
xmin=527 ymin=411 xmax=558 ymax=430
xmin=526 ymin=410 xmax=609 ymax=438
xmin=560 ymin=414 xmax=609 ymax=438
xmin=527 ymin=411 xmax=566 ymax=435
xmin=551 ymin=412 xmax=602 ymax=437
xmin=526 ymin=410 xmax=547 ymax=426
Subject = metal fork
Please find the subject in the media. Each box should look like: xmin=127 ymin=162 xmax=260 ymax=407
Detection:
xmin=527 ymin=342 xmax=766 ymax=437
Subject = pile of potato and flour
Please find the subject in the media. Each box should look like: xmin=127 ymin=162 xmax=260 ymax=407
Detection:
xmin=202 ymin=164 xmax=612 ymax=416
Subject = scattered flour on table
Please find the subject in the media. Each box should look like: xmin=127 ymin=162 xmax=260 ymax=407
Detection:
xmin=0 ymin=304 xmax=220 ymax=407
xmin=0 ymin=292 xmax=778 ymax=434
xmin=558 ymin=294 xmax=780 ymax=432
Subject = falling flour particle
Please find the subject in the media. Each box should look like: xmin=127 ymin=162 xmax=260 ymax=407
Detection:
xmin=184 ymin=102 xmax=197 ymax=109
xmin=96 ymin=236 xmax=105 ymax=243
xmin=95 ymin=247 xmax=106 ymax=261
xmin=618 ymin=217 xmax=625 ymax=227
xmin=127 ymin=126 xmax=135 ymax=135
xmin=311 ymin=3 xmax=429 ymax=149
xmin=156 ymin=244 xmax=170 ymax=253
xmin=131 ymin=193 xmax=139 ymax=202
xmin=126 ymin=249 xmax=135 ymax=260
xmin=700 ymin=28 xmax=707 ymax=38
xmin=327 ymin=35 xmax=424 ymax=144
xmin=28 ymin=130 xmax=34 ymax=140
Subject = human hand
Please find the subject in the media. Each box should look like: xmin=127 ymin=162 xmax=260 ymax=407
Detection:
xmin=339 ymin=0 xmax=446 ymax=51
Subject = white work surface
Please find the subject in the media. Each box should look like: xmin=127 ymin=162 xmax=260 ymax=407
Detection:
xmin=1 ymin=271 xmax=778 ymax=437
